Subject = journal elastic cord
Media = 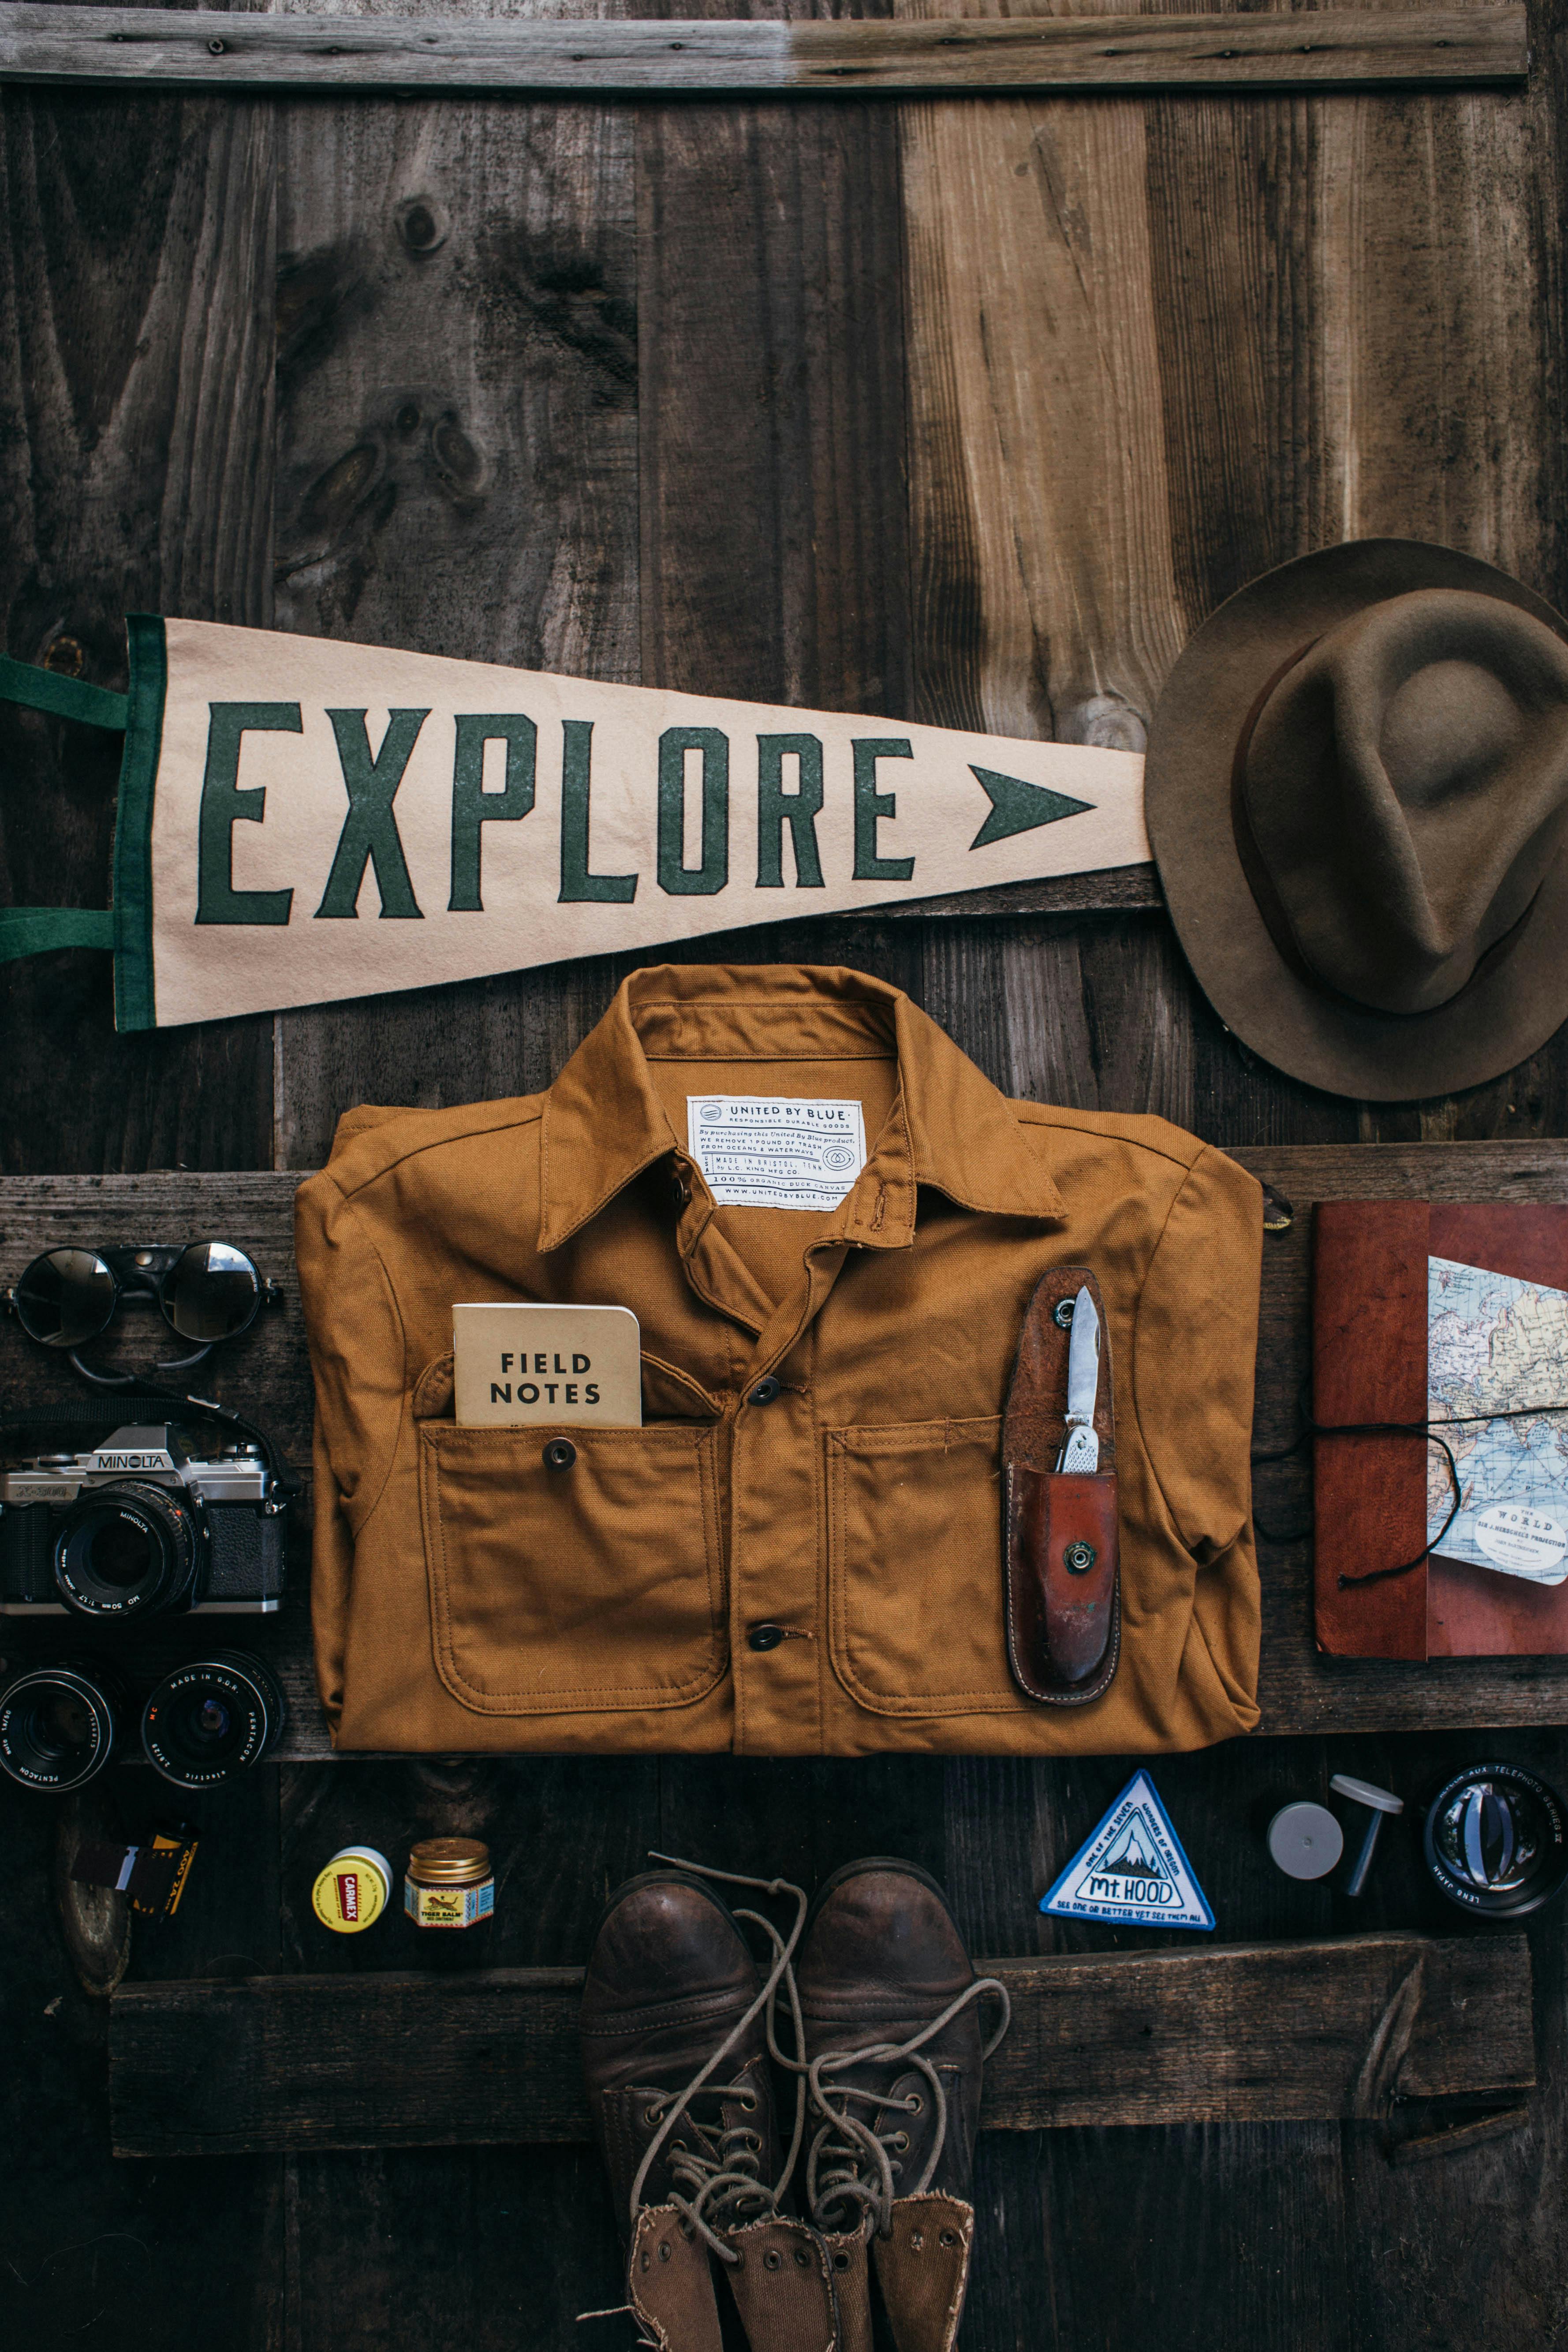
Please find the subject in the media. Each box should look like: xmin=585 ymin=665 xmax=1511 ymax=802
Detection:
xmin=1252 ymin=1403 xmax=1568 ymax=1587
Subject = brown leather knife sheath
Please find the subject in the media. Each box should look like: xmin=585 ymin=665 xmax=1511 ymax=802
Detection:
xmin=1002 ymin=1265 xmax=1120 ymax=1706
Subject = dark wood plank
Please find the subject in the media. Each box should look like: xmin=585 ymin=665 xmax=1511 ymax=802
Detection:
xmin=108 ymin=1930 xmax=1531 ymax=2155
xmin=637 ymin=80 xmax=909 ymax=718
xmin=0 ymin=72 xmax=276 ymax=1175
xmin=0 ymin=6 xmax=1529 ymax=96
xmin=269 ymin=45 xmax=639 ymax=1169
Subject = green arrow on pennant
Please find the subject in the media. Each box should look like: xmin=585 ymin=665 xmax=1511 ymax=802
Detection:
xmin=968 ymin=765 xmax=1094 ymax=850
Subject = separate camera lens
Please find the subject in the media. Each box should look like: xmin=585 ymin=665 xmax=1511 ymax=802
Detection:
xmin=54 ymin=1482 xmax=202 ymax=1619
xmin=1423 ymin=1763 xmax=1568 ymax=1918
xmin=140 ymin=1651 xmax=285 ymax=1788
xmin=0 ymin=1662 xmax=124 ymax=1791
xmin=162 ymin=1241 xmax=261 ymax=1344
xmin=12 ymin=1248 xmax=117 ymax=1348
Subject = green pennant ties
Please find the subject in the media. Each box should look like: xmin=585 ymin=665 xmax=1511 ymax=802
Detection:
xmin=968 ymin=765 xmax=1094 ymax=850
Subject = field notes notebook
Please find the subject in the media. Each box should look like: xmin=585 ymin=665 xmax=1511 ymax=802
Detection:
xmin=1314 ymin=1202 xmax=1568 ymax=1660
xmin=453 ymin=1304 xmax=642 ymax=1427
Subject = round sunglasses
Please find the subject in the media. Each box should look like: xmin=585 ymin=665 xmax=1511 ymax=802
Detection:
xmin=4 ymin=1242 xmax=281 ymax=1370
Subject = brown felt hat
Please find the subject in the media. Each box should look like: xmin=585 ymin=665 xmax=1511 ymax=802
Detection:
xmin=1144 ymin=540 xmax=1568 ymax=1100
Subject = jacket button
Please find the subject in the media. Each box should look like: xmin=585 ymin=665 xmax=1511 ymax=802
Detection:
xmin=748 ymin=1376 xmax=781 ymax=1406
xmin=543 ymin=1438 xmax=577 ymax=1471
xmin=748 ymin=1623 xmax=786 ymax=1652
xmin=669 ymin=1172 xmax=691 ymax=1210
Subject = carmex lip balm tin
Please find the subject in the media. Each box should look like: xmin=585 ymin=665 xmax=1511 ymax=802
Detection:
xmin=312 ymin=1845 xmax=392 ymax=1933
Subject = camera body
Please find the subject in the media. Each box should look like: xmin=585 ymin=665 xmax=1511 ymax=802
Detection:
xmin=0 ymin=1423 xmax=285 ymax=1618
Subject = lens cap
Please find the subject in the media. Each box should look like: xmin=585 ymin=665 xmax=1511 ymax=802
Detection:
xmin=1422 ymin=1762 xmax=1568 ymax=1919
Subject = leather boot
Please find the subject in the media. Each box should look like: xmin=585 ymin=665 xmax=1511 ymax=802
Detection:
xmin=581 ymin=1862 xmax=838 ymax=2352
xmin=790 ymin=1859 xmax=1010 ymax=2352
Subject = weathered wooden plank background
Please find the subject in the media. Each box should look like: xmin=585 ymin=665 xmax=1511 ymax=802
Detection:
xmin=3 ymin=0 xmax=1568 ymax=2341
xmin=107 ymin=1935 xmax=1537 ymax=2151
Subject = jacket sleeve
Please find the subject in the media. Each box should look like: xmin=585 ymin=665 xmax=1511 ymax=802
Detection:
xmin=293 ymin=1172 xmax=407 ymax=1735
xmin=1132 ymin=1145 xmax=1264 ymax=1718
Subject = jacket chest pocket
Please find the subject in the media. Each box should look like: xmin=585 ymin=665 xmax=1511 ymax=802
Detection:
xmin=826 ymin=1416 xmax=1027 ymax=1716
xmin=418 ymin=1423 xmax=727 ymax=1716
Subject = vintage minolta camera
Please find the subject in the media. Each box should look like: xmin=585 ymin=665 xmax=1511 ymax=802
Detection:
xmin=0 ymin=1423 xmax=286 ymax=1620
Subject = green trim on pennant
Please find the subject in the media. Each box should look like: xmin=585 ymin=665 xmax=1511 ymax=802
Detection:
xmin=111 ymin=614 xmax=168 ymax=1033
xmin=0 ymin=653 xmax=129 ymax=732
xmin=0 ymin=907 xmax=116 ymax=962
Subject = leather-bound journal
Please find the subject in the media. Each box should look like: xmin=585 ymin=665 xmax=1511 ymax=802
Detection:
xmin=1314 ymin=1201 xmax=1568 ymax=1659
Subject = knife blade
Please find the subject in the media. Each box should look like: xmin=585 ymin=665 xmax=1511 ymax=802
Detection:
xmin=1055 ymin=1286 xmax=1101 ymax=1474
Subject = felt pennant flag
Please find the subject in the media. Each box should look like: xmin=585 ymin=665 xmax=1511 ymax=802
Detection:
xmin=0 ymin=617 xmax=1149 ymax=1030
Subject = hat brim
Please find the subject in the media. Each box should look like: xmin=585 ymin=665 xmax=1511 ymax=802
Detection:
xmin=1144 ymin=538 xmax=1568 ymax=1101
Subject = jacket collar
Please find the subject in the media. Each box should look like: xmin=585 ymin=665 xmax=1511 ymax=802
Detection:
xmin=539 ymin=964 xmax=1062 ymax=1253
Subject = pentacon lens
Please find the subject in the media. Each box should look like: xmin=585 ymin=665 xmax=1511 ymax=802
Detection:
xmin=12 ymin=1248 xmax=117 ymax=1348
xmin=54 ymin=1482 xmax=202 ymax=1619
xmin=0 ymin=1661 xmax=125 ymax=1791
xmin=161 ymin=1242 xmax=263 ymax=1344
xmin=141 ymin=1652 xmax=285 ymax=1788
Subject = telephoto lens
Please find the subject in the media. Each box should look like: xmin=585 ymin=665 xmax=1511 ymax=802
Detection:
xmin=140 ymin=1651 xmax=286 ymax=1788
xmin=0 ymin=1659 xmax=128 ymax=1791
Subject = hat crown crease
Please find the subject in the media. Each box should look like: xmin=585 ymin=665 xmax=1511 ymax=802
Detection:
xmin=1242 ymin=590 xmax=1568 ymax=1018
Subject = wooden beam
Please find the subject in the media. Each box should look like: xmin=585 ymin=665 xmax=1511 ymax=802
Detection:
xmin=107 ymin=1933 xmax=1532 ymax=2155
xmin=0 ymin=6 xmax=1528 ymax=100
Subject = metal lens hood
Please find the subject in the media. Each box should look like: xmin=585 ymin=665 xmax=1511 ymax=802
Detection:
xmin=0 ymin=1660 xmax=125 ymax=1792
xmin=140 ymin=1650 xmax=286 ymax=1788
xmin=1422 ymin=1762 xmax=1568 ymax=1919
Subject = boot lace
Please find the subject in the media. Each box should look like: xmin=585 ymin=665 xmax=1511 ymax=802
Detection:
xmin=783 ymin=1975 xmax=1012 ymax=2240
xmin=624 ymin=1855 xmax=810 ymax=2265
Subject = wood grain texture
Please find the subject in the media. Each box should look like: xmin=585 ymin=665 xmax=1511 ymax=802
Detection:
xmin=902 ymin=71 xmax=1185 ymax=750
xmin=638 ymin=80 xmax=909 ymax=719
xmin=107 ymin=1930 xmax=1533 ymax=2154
xmin=0 ymin=7 xmax=1528 ymax=95
xmin=0 ymin=69 xmax=276 ymax=1173
xmin=269 ymin=0 xmax=641 ymax=1172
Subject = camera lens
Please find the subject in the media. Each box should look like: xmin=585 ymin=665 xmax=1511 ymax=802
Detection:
xmin=1423 ymin=1762 xmax=1568 ymax=1918
xmin=12 ymin=1248 xmax=117 ymax=1348
xmin=54 ymin=1481 xmax=202 ymax=1619
xmin=162 ymin=1241 xmax=262 ymax=1344
xmin=0 ymin=1661 xmax=125 ymax=1791
xmin=140 ymin=1651 xmax=285 ymax=1788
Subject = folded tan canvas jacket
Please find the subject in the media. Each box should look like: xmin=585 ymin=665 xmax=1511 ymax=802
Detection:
xmin=295 ymin=962 xmax=1263 ymax=1756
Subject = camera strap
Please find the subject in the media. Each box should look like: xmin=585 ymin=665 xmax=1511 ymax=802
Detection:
xmin=0 ymin=1391 xmax=301 ymax=1497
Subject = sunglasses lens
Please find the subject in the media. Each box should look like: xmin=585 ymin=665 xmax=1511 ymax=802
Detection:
xmin=13 ymin=1250 xmax=116 ymax=1347
xmin=164 ymin=1241 xmax=261 ymax=1342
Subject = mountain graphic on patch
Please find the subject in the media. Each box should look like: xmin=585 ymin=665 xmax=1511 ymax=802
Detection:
xmin=1097 ymin=1815 xmax=1172 ymax=1887
xmin=1040 ymin=1770 xmax=1214 ymax=1930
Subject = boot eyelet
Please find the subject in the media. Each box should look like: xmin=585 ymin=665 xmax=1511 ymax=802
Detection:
xmin=640 ymin=2251 xmax=651 ymax=2272
xmin=889 ymin=2132 xmax=910 ymax=2152
xmin=910 ymin=2229 xmax=925 ymax=2251
xmin=939 ymin=2228 xmax=960 ymax=2249
xmin=732 ymin=2251 xmax=745 ymax=2270
xmin=763 ymin=2250 xmax=782 ymax=2271
xmin=833 ymin=2251 xmax=850 ymax=2271
xmin=906 ymin=2094 xmax=924 ymax=2114
xmin=658 ymin=2242 xmax=672 ymax=2263
xmin=793 ymin=2248 xmax=811 ymax=2268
